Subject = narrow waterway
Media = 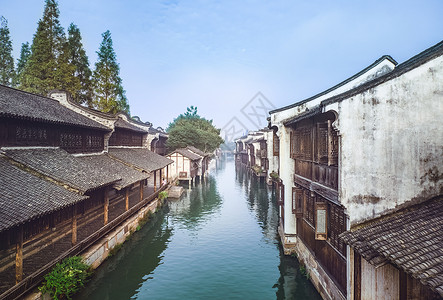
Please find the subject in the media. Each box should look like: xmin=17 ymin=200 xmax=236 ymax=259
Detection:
xmin=76 ymin=157 xmax=321 ymax=300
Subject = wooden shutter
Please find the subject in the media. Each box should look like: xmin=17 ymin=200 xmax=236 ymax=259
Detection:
xmin=292 ymin=187 xmax=304 ymax=217
xmin=317 ymin=122 xmax=328 ymax=164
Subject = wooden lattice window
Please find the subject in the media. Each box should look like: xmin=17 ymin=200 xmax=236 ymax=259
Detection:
xmin=328 ymin=202 xmax=346 ymax=256
xmin=315 ymin=202 xmax=328 ymax=240
xmin=60 ymin=132 xmax=82 ymax=149
xmin=294 ymin=127 xmax=312 ymax=160
xmin=304 ymin=191 xmax=315 ymax=226
xmin=273 ymin=132 xmax=279 ymax=156
xmin=316 ymin=122 xmax=328 ymax=164
xmin=16 ymin=125 xmax=48 ymax=145
xmin=292 ymin=186 xmax=304 ymax=217
xmin=86 ymin=134 xmax=103 ymax=150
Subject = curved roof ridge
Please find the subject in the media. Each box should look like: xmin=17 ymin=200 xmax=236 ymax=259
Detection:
xmin=270 ymin=55 xmax=397 ymax=114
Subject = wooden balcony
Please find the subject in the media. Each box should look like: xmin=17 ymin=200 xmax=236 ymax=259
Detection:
xmin=294 ymin=159 xmax=338 ymax=202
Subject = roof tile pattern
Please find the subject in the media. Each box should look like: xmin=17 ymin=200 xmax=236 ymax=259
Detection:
xmin=78 ymin=154 xmax=149 ymax=190
xmin=186 ymin=145 xmax=210 ymax=157
xmin=0 ymin=85 xmax=109 ymax=130
xmin=170 ymin=148 xmax=202 ymax=161
xmin=340 ymin=197 xmax=443 ymax=296
xmin=0 ymin=157 xmax=87 ymax=232
xmin=3 ymin=148 xmax=120 ymax=194
xmin=114 ymin=118 xmax=148 ymax=133
xmin=108 ymin=148 xmax=173 ymax=171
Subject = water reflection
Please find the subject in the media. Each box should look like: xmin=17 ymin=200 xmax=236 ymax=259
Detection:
xmin=75 ymin=209 xmax=172 ymax=300
xmin=77 ymin=158 xmax=320 ymax=299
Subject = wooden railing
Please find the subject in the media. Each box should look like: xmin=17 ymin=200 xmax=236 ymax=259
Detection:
xmin=0 ymin=185 xmax=168 ymax=300
xmin=294 ymin=160 xmax=338 ymax=190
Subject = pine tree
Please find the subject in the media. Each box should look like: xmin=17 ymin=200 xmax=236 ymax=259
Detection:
xmin=13 ymin=42 xmax=31 ymax=87
xmin=92 ymin=30 xmax=129 ymax=114
xmin=0 ymin=16 xmax=15 ymax=86
xmin=20 ymin=0 xmax=78 ymax=96
xmin=67 ymin=23 xmax=92 ymax=106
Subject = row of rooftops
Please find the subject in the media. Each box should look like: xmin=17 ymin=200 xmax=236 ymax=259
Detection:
xmin=0 ymin=84 xmax=175 ymax=235
xmin=235 ymin=128 xmax=269 ymax=145
xmin=0 ymin=146 xmax=173 ymax=234
xmin=0 ymin=84 xmax=169 ymax=137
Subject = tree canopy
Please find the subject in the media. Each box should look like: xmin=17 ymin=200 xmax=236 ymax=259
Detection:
xmin=67 ymin=23 xmax=92 ymax=106
xmin=19 ymin=0 xmax=79 ymax=96
xmin=166 ymin=106 xmax=224 ymax=153
xmin=13 ymin=42 xmax=31 ymax=87
xmin=0 ymin=16 xmax=15 ymax=86
xmin=92 ymin=30 xmax=129 ymax=114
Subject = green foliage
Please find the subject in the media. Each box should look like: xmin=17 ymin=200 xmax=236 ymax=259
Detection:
xmin=252 ymin=164 xmax=264 ymax=174
xmin=166 ymin=106 xmax=224 ymax=153
xmin=13 ymin=42 xmax=31 ymax=87
xmin=67 ymin=23 xmax=92 ymax=106
xmin=269 ymin=171 xmax=280 ymax=180
xmin=20 ymin=0 xmax=79 ymax=96
xmin=0 ymin=16 xmax=15 ymax=86
xmin=158 ymin=191 xmax=168 ymax=200
xmin=299 ymin=264 xmax=309 ymax=279
xmin=39 ymin=256 xmax=91 ymax=300
xmin=92 ymin=30 xmax=129 ymax=114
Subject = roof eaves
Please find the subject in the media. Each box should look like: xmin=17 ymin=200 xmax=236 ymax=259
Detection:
xmin=269 ymin=55 xmax=398 ymax=115
xmin=321 ymin=40 xmax=443 ymax=107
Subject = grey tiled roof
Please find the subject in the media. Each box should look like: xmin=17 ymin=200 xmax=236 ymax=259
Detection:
xmin=108 ymin=148 xmax=173 ymax=172
xmin=114 ymin=118 xmax=148 ymax=133
xmin=186 ymin=146 xmax=210 ymax=157
xmin=2 ymin=148 xmax=120 ymax=194
xmin=0 ymin=156 xmax=87 ymax=232
xmin=78 ymin=154 xmax=149 ymax=190
xmin=340 ymin=196 xmax=443 ymax=296
xmin=0 ymin=85 xmax=109 ymax=131
xmin=170 ymin=148 xmax=202 ymax=161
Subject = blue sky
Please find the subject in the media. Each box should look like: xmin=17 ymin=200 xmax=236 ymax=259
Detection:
xmin=2 ymin=0 xmax=443 ymax=135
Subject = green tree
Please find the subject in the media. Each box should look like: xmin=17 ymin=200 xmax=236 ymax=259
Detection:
xmin=0 ymin=16 xmax=15 ymax=86
xmin=166 ymin=106 xmax=224 ymax=153
xmin=20 ymin=0 xmax=78 ymax=95
xmin=13 ymin=42 xmax=31 ymax=86
xmin=92 ymin=30 xmax=129 ymax=114
xmin=67 ymin=23 xmax=92 ymax=106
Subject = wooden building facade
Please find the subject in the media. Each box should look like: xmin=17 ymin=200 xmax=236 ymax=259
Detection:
xmin=269 ymin=41 xmax=443 ymax=299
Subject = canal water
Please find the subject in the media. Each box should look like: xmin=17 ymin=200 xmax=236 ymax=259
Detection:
xmin=76 ymin=157 xmax=321 ymax=300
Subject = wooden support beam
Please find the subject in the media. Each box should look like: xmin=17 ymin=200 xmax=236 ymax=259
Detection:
xmin=104 ymin=187 xmax=109 ymax=225
xmin=15 ymin=224 xmax=23 ymax=284
xmin=72 ymin=204 xmax=77 ymax=246
xmin=125 ymin=188 xmax=129 ymax=211
xmin=154 ymin=170 xmax=157 ymax=192
xmin=166 ymin=165 xmax=169 ymax=183
xmin=160 ymin=168 xmax=162 ymax=186
xmin=139 ymin=181 xmax=143 ymax=202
